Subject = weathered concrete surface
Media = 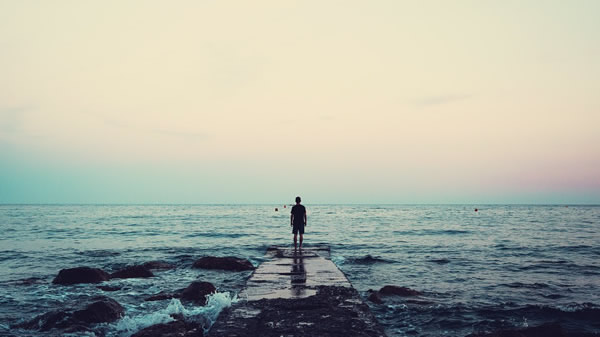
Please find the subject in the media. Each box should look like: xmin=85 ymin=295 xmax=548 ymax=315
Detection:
xmin=239 ymin=245 xmax=349 ymax=301
xmin=207 ymin=246 xmax=386 ymax=337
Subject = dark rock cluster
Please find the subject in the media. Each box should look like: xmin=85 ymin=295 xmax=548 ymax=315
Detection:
xmin=16 ymin=256 xmax=253 ymax=335
xmin=52 ymin=267 xmax=110 ymax=285
xmin=207 ymin=286 xmax=387 ymax=337
xmin=145 ymin=281 xmax=216 ymax=305
xmin=132 ymin=319 xmax=205 ymax=337
xmin=52 ymin=265 xmax=153 ymax=285
xmin=110 ymin=265 xmax=154 ymax=279
xmin=192 ymin=256 xmax=255 ymax=271
xmin=14 ymin=296 xmax=124 ymax=332
xmin=367 ymin=285 xmax=422 ymax=304
xmin=181 ymin=281 xmax=217 ymax=305
xmin=52 ymin=256 xmax=252 ymax=286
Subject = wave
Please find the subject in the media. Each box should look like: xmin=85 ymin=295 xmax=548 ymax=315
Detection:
xmin=393 ymin=229 xmax=471 ymax=236
xmin=378 ymin=301 xmax=600 ymax=336
xmin=0 ymin=251 xmax=29 ymax=262
xmin=502 ymin=282 xmax=550 ymax=289
xmin=517 ymin=262 xmax=600 ymax=274
xmin=76 ymin=249 xmax=121 ymax=257
xmin=183 ymin=232 xmax=248 ymax=239
xmin=112 ymin=292 xmax=236 ymax=337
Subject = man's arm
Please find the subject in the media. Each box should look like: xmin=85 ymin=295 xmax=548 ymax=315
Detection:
xmin=290 ymin=213 xmax=294 ymax=227
xmin=304 ymin=211 xmax=307 ymax=226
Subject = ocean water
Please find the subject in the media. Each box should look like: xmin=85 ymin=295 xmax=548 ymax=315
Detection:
xmin=0 ymin=204 xmax=599 ymax=336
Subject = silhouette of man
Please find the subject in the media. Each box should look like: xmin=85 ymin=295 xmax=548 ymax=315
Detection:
xmin=290 ymin=196 xmax=307 ymax=249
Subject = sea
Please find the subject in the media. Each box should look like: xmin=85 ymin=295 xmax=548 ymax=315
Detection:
xmin=0 ymin=204 xmax=599 ymax=337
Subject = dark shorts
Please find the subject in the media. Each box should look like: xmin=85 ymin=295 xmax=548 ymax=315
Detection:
xmin=292 ymin=223 xmax=305 ymax=234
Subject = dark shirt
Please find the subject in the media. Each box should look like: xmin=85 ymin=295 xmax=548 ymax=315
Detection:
xmin=291 ymin=205 xmax=306 ymax=226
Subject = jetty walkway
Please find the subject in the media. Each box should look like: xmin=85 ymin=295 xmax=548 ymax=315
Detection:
xmin=207 ymin=245 xmax=386 ymax=337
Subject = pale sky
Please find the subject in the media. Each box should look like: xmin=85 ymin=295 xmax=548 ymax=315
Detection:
xmin=1 ymin=1 xmax=599 ymax=204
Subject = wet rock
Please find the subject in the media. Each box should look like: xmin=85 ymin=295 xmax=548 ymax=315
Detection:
xmin=97 ymin=285 xmax=122 ymax=291
xmin=367 ymin=290 xmax=383 ymax=304
xmin=110 ymin=265 xmax=154 ymax=279
xmin=467 ymin=322 xmax=567 ymax=337
xmin=379 ymin=285 xmax=421 ymax=296
xmin=15 ymin=296 xmax=124 ymax=332
xmin=145 ymin=281 xmax=215 ymax=303
xmin=142 ymin=260 xmax=176 ymax=270
xmin=14 ymin=310 xmax=71 ymax=331
xmin=52 ymin=267 xmax=110 ymax=285
xmin=131 ymin=320 xmax=204 ymax=337
xmin=71 ymin=297 xmax=124 ymax=323
xmin=192 ymin=256 xmax=254 ymax=271
xmin=207 ymin=286 xmax=386 ymax=337
xmin=145 ymin=291 xmax=181 ymax=302
xmin=180 ymin=281 xmax=216 ymax=305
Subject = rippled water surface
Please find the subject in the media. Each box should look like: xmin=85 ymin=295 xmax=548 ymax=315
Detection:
xmin=1 ymin=205 xmax=599 ymax=336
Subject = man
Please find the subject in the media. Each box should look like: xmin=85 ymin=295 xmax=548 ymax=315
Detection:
xmin=290 ymin=196 xmax=307 ymax=249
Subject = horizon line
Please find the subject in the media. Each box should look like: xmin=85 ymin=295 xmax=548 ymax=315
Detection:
xmin=1 ymin=203 xmax=598 ymax=206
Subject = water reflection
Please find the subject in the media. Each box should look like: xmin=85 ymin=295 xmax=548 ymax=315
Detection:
xmin=291 ymin=249 xmax=307 ymax=296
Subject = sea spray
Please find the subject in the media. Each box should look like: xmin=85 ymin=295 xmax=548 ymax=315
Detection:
xmin=112 ymin=291 xmax=237 ymax=337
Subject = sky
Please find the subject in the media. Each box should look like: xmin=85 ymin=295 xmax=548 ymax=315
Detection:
xmin=1 ymin=1 xmax=599 ymax=204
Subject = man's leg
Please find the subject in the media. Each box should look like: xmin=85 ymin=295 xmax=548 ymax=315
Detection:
xmin=299 ymin=234 xmax=303 ymax=248
xmin=293 ymin=233 xmax=297 ymax=249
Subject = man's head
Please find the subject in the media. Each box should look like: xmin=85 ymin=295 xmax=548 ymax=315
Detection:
xmin=295 ymin=196 xmax=301 ymax=204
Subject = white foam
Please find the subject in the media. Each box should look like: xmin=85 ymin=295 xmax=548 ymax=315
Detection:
xmin=111 ymin=291 xmax=237 ymax=337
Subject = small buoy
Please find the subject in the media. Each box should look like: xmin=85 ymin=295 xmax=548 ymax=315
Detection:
xmin=275 ymin=208 xmax=278 ymax=212
xmin=283 ymin=205 xmax=286 ymax=208
xmin=474 ymin=208 xmax=478 ymax=212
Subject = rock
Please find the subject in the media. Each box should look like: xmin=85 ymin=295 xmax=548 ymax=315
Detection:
xmin=14 ymin=310 xmax=71 ymax=331
xmin=379 ymin=285 xmax=422 ymax=296
xmin=52 ymin=267 xmax=110 ymax=285
xmin=170 ymin=313 xmax=185 ymax=321
xmin=467 ymin=322 xmax=567 ymax=337
xmin=192 ymin=256 xmax=254 ymax=271
xmin=132 ymin=320 xmax=204 ymax=337
xmin=180 ymin=281 xmax=216 ymax=305
xmin=142 ymin=261 xmax=176 ymax=270
xmin=15 ymin=296 xmax=123 ymax=332
xmin=97 ymin=285 xmax=122 ymax=291
xmin=367 ymin=290 xmax=383 ymax=304
xmin=110 ymin=265 xmax=154 ymax=279
xmin=207 ymin=286 xmax=386 ymax=337
xmin=71 ymin=297 xmax=124 ymax=324
xmin=145 ymin=291 xmax=181 ymax=302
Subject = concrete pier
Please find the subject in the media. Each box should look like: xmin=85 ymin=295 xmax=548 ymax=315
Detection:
xmin=207 ymin=245 xmax=386 ymax=337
